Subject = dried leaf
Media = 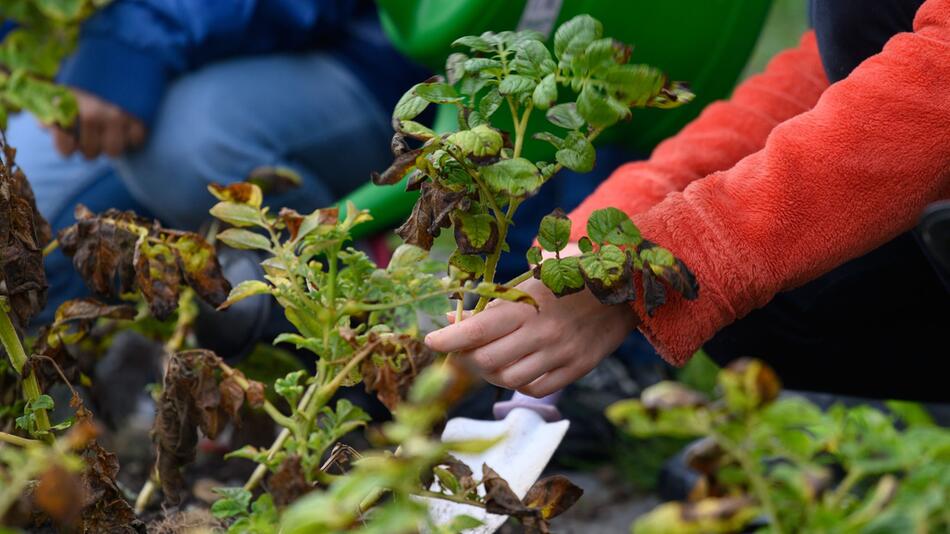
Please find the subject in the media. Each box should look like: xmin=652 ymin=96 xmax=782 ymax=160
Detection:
xmin=360 ymin=334 xmax=436 ymax=411
xmin=154 ymin=350 xmax=247 ymax=507
xmin=208 ymin=182 xmax=263 ymax=208
xmin=395 ymin=182 xmax=468 ymax=250
xmin=76 ymin=441 xmax=139 ymax=532
xmin=1 ymin=139 xmax=51 ymax=326
xmin=267 ymin=456 xmax=314 ymax=507
xmin=372 ymin=148 xmax=422 ymax=186
xmin=522 ymin=475 xmax=583 ymax=520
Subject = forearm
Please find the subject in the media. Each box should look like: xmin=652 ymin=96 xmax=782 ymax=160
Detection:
xmin=630 ymin=0 xmax=950 ymax=364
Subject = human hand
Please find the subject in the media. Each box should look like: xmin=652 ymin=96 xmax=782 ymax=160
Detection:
xmin=52 ymin=89 xmax=147 ymax=159
xmin=425 ymin=267 xmax=640 ymax=398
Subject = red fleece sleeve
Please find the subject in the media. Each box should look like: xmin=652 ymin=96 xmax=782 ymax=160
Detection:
xmin=625 ymin=0 xmax=950 ymax=365
xmin=569 ymin=31 xmax=829 ymax=234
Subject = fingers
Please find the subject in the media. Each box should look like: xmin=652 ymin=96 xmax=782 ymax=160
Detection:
xmin=462 ymin=326 xmax=539 ymax=374
xmin=126 ymin=119 xmax=147 ymax=149
xmin=101 ymin=118 xmax=127 ymax=157
xmin=484 ymin=351 xmax=553 ymax=389
xmin=78 ymin=112 xmax=102 ymax=159
xmin=52 ymin=128 xmax=77 ymax=157
xmin=518 ymin=366 xmax=578 ymax=398
xmin=425 ymin=302 xmax=529 ymax=353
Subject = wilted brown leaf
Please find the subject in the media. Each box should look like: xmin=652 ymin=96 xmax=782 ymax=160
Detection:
xmin=59 ymin=207 xmax=230 ymax=320
xmin=360 ymin=334 xmax=436 ymax=411
xmin=372 ymin=147 xmax=422 ymax=186
xmin=208 ymin=182 xmax=262 ymax=207
xmin=76 ymin=441 xmax=139 ymax=533
xmin=267 ymin=455 xmax=314 ymax=507
xmin=721 ymin=358 xmax=782 ymax=408
xmin=154 ymin=350 xmax=260 ymax=507
xmin=395 ymin=182 xmax=468 ymax=250
xmin=0 ymin=138 xmax=51 ymax=327
xmin=523 ymin=475 xmax=583 ymax=520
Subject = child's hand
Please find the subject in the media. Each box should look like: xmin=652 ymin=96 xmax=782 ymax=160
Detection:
xmin=425 ymin=276 xmax=640 ymax=398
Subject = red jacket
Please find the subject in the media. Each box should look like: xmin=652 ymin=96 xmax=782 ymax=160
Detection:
xmin=568 ymin=0 xmax=950 ymax=365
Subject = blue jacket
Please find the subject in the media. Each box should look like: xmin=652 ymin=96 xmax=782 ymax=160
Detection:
xmin=55 ymin=0 xmax=427 ymax=127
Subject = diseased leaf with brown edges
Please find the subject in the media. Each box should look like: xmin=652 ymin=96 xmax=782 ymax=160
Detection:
xmin=482 ymin=464 xmax=532 ymax=518
xmin=208 ymin=182 xmax=263 ymax=208
xmin=523 ymin=475 xmax=584 ymax=520
xmin=372 ymin=147 xmax=422 ymax=186
xmin=360 ymin=334 xmax=436 ymax=411
xmin=395 ymin=182 xmax=468 ymax=250
xmin=59 ymin=206 xmax=230 ymax=320
xmin=76 ymin=441 xmax=139 ymax=532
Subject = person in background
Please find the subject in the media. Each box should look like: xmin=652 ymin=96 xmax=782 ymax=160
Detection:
xmin=5 ymin=0 xmax=428 ymax=325
xmin=426 ymin=0 xmax=950 ymax=403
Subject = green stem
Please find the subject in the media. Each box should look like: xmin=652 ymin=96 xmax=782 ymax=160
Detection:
xmin=473 ymin=199 xmax=521 ymax=313
xmin=0 ymin=430 xmax=41 ymax=447
xmin=712 ymin=430 xmax=783 ymax=534
xmin=513 ymin=102 xmax=533 ymax=159
xmin=829 ymin=468 xmax=864 ymax=507
xmin=505 ymin=269 xmax=534 ymax=287
xmin=0 ymin=300 xmax=51 ymax=441
xmin=415 ymin=489 xmax=487 ymax=509
xmin=219 ymin=361 xmax=296 ymax=430
xmin=42 ymin=239 xmax=59 ymax=257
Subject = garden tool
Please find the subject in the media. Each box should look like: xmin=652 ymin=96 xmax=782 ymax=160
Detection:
xmin=425 ymin=391 xmax=568 ymax=533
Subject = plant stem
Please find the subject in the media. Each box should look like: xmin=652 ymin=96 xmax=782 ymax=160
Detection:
xmin=473 ymin=200 xmax=521 ymax=313
xmin=505 ymin=269 xmax=533 ymax=287
xmin=134 ymin=468 xmax=159 ymax=514
xmin=513 ymin=102 xmax=533 ymax=159
xmin=415 ymin=489 xmax=488 ymax=509
xmin=829 ymin=468 xmax=864 ymax=507
xmin=0 ymin=300 xmax=51 ymax=441
xmin=0 ymin=430 xmax=41 ymax=447
xmin=42 ymin=239 xmax=59 ymax=256
xmin=712 ymin=430 xmax=783 ymax=534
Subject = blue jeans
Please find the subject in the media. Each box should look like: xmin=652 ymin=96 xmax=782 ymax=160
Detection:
xmin=8 ymin=52 xmax=393 ymax=324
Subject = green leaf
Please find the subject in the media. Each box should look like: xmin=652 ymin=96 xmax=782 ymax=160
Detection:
xmin=2 ymin=73 xmax=77 ymax=126
xmin=434 ymin=467 xmax=461 ymax=494
xmin=539 ymin=257 xmax=584 ymax=296
xmin=449 ymin=250 xmax=485 ymax=280
xmin=526 ymin=246 xmax=543 ymax=265
xmin=217 ymin=228 xmax=272 ymax=251
xmin=533 ymin=131 xmax=564 ymax=149
xmin=578 ymin=237 xmax=594 ymax=253
xmin=579 ymin=245 xmax=636 ymax=305
xmin=446 ymin=124 xmax=503 ymax=157
xmin=532 ymin=73 xmax=558 ymax=110
xmin=275 ymin=370 xmax=307 ymax=405
xmin=210 ymin=201 xmax=263 ymax=228
xmin=415 ymin=82 xmax=463 ymax=104
xmin=577 ymin=84 xmax=628 ymax=128
xmin=219 ymin=279 xmax=271 ymax=310
xmin=398 ymin=120 xmax=436 ymax=140
xmin=553 ymin=15 xmax=602 ymax=61
xmin=479 ymin=87 xmax=504 ymax=118
xmin=464 ymin=57 xmax=503 ymax=74
xmin=604 ymin=64 xmax=667 ymax=106
xmin=555 ymin=131 xmax=595 ymax=173
xmin=510 ymin=39 xmax=555 ymax=78
xmin=453 ymin=210 xmax=498 ymax=255
xmin=393 ymin=85 xmax=429 ymax=120
xmin=211 ymin=487 xmax=252 ymax=519
xmin=30 ymin=394 xmax=54 ymax=411
xmin=33 ymin=0 xmax=85 ymax=20
xmin=546 ymin=103 xmax=585 ymax=130
xmin=445 ymin=52 xmax=468 ymax=85
xmin=537 ymin=208 xmax=571 ymax=253
xmin=480 ymin=157 xmax=542 ymax=197
xmin=473 ymin=283 xmax=538 ymax=309
xmin=649 ymin=80 xmax=695 ymax=109
xmin=388 ymin=244 xmax=429 ymax=270
xmin=586 ymin=207 xmax=641 ymax=246
xmin=453 ymin=35 xmax=494 ymax=53
xmin=498 ymin=74 xmax=537 ymax=96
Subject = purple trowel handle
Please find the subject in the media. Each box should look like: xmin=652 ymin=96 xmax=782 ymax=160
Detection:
xmin=492 ymin=390 xmax=563 ymax=422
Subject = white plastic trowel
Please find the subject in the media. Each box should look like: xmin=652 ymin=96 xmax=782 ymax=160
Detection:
xmin=425 ymin=391 xmax=568 ymax=533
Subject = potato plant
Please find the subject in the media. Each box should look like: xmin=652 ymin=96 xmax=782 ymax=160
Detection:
xmin=609 ymin=359 xmax=950 ymax=534
xmin=375 ymin=15 xmax=699 ymax=316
